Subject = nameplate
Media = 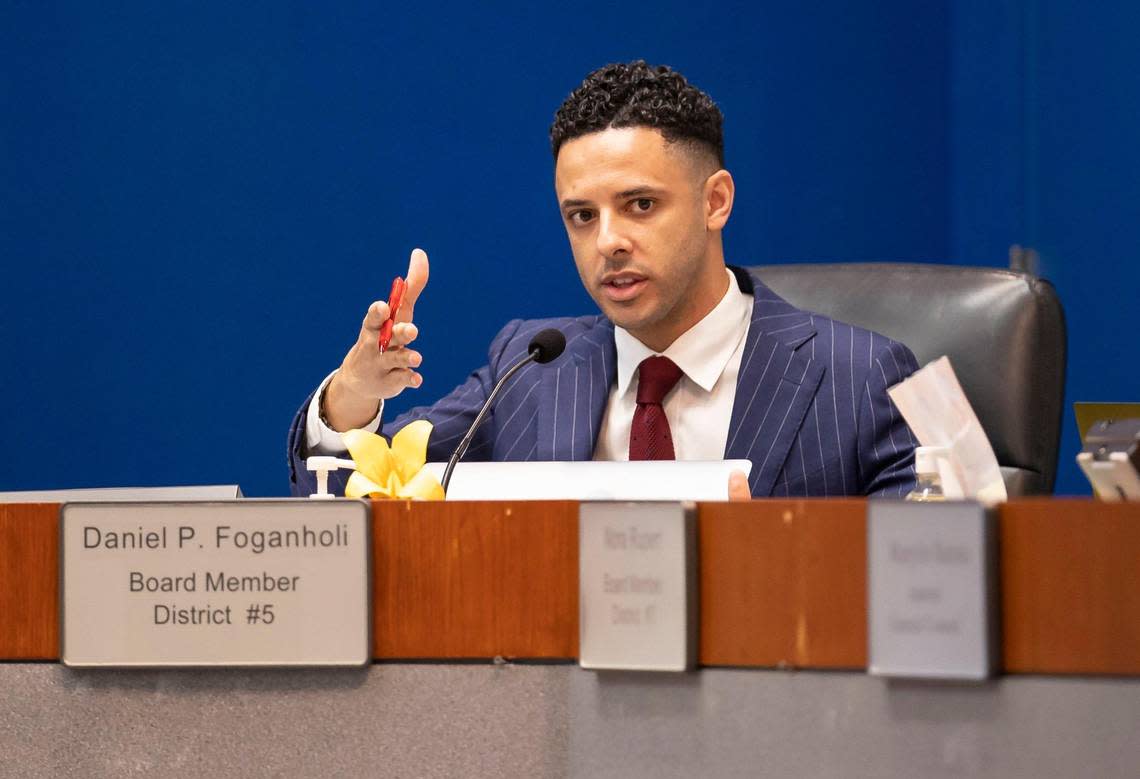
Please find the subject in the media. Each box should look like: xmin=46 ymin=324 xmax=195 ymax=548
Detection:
xmin=578 ymin=502 xmax=697 ymax=672
xmin=868 ymin=501 xmax=997 ymax=680
xmin=61 ymin=501 xmax=371 ymax=667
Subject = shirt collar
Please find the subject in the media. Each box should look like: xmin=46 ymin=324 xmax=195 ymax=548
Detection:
xmin=614 ymin=268 xmax=753 ymax=397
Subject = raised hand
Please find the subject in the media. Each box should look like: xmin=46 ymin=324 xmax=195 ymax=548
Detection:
xmin=322 ymin=248 xmax=431 ymax=431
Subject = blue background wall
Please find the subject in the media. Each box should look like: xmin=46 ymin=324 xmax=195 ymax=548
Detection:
xmin=1 ymin=1 xmax=1133 ymax=496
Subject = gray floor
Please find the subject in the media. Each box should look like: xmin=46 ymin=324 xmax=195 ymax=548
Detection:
xmin=2 ymin=663 xmax=1137 ymax=778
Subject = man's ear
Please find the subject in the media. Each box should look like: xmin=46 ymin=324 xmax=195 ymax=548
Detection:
xmin=704 ymin=169 xmax=735 ymax=231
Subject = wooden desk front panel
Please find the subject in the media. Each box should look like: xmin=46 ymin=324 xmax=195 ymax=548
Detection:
xmin=0 ymin=504 xmax=59 ymax=659
xmin=371 ymin=500 xmax=579 ymax=659
xmin=1001 ymin=499 xmax=1140 ymax=674
xmin=2 ymin=499 xmax=1138 ymax=674
xmin=699 ymin=500 xmax=867 ymax=668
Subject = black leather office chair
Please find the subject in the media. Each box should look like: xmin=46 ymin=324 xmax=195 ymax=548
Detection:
xmin=749 ymin=263 xmax=1067 ymax=496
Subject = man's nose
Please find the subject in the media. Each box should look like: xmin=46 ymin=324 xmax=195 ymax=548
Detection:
xmin=595 ymin=212 xmax=633 ymax=258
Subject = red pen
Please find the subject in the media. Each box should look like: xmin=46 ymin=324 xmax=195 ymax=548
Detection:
xmin=378 ymin=276 xmax=407 ymax=352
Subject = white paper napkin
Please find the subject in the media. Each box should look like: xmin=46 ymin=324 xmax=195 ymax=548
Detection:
xmin=888 ymin=356 xmax=1007 ymax=505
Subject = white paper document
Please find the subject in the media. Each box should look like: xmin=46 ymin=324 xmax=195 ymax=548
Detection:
xmin=423 ymin=460 xmax=753 ymax=501
xmin=887 ymin=356 xmax=1007 ymax=505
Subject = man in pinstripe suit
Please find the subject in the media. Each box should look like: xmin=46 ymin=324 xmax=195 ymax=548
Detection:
xmin=288 ymin=62 xmax=918 ymax=498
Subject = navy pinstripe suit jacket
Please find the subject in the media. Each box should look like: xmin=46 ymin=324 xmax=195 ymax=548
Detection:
xmin=288 ymin=267 xmax=919 ymax=498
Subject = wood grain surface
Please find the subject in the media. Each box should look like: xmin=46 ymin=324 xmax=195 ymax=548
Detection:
xmin=699 ymin=500 xmax=867 ymax=668
xmin=371 ymin=500 xmax=579 ymax=659
xmin=1000 ymin=499 xmax=1140 ymax=674
xmin=0 ymin=503 xmax=60 ymax=659
xmin=2 ymin=498 xmax=1138 ymax=675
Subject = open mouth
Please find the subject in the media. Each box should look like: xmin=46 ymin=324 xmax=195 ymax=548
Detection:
xmin=602 ymin=275 xmax=647 ymax=302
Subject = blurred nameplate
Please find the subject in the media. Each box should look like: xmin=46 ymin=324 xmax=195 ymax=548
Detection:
xmin=579 ymin=502 xmax=697 ymax=672
xmin=61 ymin=500 xmax=370 ymax=668
xmin=868 ymin=501 xmax=997 ymax=680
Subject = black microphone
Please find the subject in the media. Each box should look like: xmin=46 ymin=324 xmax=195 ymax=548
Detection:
xmin=440 ymin=328 xmax=566 ymax=494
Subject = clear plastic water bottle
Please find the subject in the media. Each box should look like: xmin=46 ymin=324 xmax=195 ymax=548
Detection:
xmin=906 ymin=446 xmax=948 ymax=502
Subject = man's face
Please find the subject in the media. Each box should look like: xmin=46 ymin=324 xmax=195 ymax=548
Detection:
xmin=554 ymin=127 xmax=727 ymax=352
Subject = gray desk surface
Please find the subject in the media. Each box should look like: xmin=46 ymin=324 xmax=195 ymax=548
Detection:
xmin=2 ymin=663 xmax=1137 ymax=778
xmin=0 ymin=485 xmax=242 ymax=502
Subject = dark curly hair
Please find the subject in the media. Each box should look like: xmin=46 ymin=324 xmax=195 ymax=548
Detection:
xmin=550 ymin=61 xmax=724 ymax=167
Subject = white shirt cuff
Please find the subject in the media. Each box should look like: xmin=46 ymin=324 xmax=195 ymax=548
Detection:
xmin=304 ymin=370 xmax=384 ymax=455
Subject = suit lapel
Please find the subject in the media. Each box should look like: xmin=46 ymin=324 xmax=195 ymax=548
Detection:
xmin=528 ymin=271 xmax=820 ymax=486
xmin=536 ymin=318 xmax=615 ymax=461
xmin=725 ymin=271 xmax=823 ymax=496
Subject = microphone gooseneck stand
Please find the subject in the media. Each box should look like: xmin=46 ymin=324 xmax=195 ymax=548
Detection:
xmin=439 ymin=328 xmax=566 ymax=495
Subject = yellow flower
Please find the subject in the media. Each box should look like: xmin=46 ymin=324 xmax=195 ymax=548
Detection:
xmin=341 ymin=420 xmax=444 ymax=500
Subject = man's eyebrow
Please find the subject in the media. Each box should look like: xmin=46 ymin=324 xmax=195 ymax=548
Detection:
xmin=560 ymin=186 xmax=663 ymax=209
xmin=616 ymin=186 xmax=661 ymax=199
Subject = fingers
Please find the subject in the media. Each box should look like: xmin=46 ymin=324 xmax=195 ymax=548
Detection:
xmin=391 ymin=367 xmax=424 ymax=389
xmin=360 ymin=304 xmax=416 ymax=345
xmin=728 ymin=470 xmax=751 ymax=501
xmin=361 ymin=300 xmax=390 ymax=333
xmin=360 ymin=244 xmax=427 ymax=336
xmin=401 ymin=248 xmax=429 ymax=320
xmin=383 ymin=348 xmax=422 ymax=370
xmin=387 ymin=322 xmax=419 ymax=349
xmin=360 ymin=249 xmax=428 ymax=338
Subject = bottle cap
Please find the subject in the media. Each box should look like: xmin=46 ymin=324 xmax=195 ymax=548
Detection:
xmin=914 ymin=445 xmax=950 ymax=476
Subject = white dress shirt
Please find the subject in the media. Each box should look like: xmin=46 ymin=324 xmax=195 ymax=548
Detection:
xmin=304 ymin=370 xmax=383 ymax=455
xmin=593 ymin=268 xmax=752 ymax=461
xmin=306 ymin=268 xmax=753 ymax=459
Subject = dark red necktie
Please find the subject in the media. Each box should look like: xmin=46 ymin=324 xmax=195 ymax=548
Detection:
xmin=629 ymin=356 xmax=684 ymax=460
